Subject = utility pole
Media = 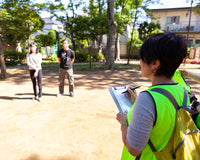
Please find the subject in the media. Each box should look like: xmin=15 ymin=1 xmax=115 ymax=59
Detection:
xmin=185 ymin=0 xmax=193 ymax=65
xmin=186 ymin=0 xmax=193 ymax=47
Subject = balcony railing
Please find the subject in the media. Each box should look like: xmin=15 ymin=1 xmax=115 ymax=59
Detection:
xmin=164 ymin=21 xmax=200 ymax=32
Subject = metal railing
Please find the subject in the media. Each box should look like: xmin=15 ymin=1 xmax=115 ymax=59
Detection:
xmin=164 ymin=21 xmax=200 ymax=32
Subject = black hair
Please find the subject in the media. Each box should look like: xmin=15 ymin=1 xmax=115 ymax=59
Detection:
xmin=139 ymin=32 xmax=187 ymax=78
xmin=29 ymin=42 xmax=39 ymax=54
xmin=62 ymin=38 xmax=70 ymax=44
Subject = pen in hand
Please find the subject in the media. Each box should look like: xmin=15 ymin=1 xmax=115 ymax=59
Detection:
xmin=121 ymin=86 xmax=141 ymax=94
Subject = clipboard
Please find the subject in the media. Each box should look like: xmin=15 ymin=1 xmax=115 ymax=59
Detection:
xmin=108 ymin=85 xmax=132 ymax=113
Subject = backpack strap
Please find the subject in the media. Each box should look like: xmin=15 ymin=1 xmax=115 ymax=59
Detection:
xmin=150 ymin=88 xmax=180 ymax=111
xmin=147 ymin=88 xmax=181 ymax=154
xmin=150 ymin=88 xmax=198 ymax=114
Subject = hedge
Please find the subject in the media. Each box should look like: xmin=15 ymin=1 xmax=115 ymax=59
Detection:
xmin=4 ymin=50 xmax=26 ymax=66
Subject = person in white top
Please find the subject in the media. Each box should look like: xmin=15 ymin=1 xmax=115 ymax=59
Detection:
xmin=26 ymin=42 xmax=42 ymax=101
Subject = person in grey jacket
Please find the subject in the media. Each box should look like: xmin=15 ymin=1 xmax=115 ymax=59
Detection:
xmin=26 ymin=42 xmax=42 ymax=101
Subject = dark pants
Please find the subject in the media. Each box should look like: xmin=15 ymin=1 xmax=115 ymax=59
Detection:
xmin=30 ymin=69 xmax=42 ymax=98
xmin=58 ymin=68 xmax=74 ymax=94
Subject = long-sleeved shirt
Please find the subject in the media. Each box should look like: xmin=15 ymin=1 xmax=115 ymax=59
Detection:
xmin=26 ymin=53 xmax=42 ymax=70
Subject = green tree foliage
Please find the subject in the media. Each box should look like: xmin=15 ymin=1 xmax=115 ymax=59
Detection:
xmin=74 ymin=0 xmax=109 ymax=45
xmin=86 ymin=0 xmax=109 ymax=55
xmin=126 ymin=0 xmax=143 ymax=64
xmin=35 ymin=29 xmax=57 ymax=55
xmin=72 ymin=15 xmax=100 ymax=68
xmin=128 ymin=30 xmax=143 ymax=47
xmin=127 ymin=30 xmax=143 ymax=59
xmin=115 ymin=0 xmax=135 ymax=61
xmin=49 ymin=0 xmax=108 ymax=69
xmin=0 ymin=8 xmax=9 ymax=78
xmin=1 ymin=0 xmax=44 ymax=44
xmin=0 ymin=0 xmax=45 ymax=78
xmin=4 ymin=50 xmax=26 ymax=66
xmin=138 ymin=21 xmax=162 ymax=41
xmin=115 ymin=0 xmax=135 ymax=35
xmin=49 ymin=0 xmax=87 ymax=51
xmin=124 ymin=0 xmax=160 ymax=64
xmin=47 ymin=29 xmax=57 ymax=46
xmin=35 ymin=33 xmax=48 ymax=49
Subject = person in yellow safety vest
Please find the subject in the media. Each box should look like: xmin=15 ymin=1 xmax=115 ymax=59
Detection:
xmin=172 ymin=70 xmax=200 ymax=128
xmin=179 ymin=69 xmax=200 ymax=126
xmin=116 ymin=33 xmax=189 ymax=160
xmin=172 ymin=70 xmax=191 ymax=93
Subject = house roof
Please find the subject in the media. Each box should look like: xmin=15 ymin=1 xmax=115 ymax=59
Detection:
xmin=43 ymin=17 xmax=63 ymax=25
xmin=151 ymin=7 xmax=191 ymax=12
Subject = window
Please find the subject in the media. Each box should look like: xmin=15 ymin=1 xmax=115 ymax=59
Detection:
xmin=195 ymin=40 xmax=200 ymax=47
xmin=186 ymin=26 xmax=194 ymax=31
xmin=195 ymin=40 xmax=200 ymax=44
xmin=188 ymin=39 xmax=194 ymax=48
xmin=166 ymin=16 xmax=180 ymax=25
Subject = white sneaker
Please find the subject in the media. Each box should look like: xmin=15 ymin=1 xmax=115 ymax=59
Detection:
xmin=38 ymin=97 xmax=42 ymax=102
xmin=57 ymin=93 xmax=63 ymax=97
xmin=70 ymin=92 xmax=74 ymax=97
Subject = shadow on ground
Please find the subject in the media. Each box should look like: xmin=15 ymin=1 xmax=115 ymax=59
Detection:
xmin=3 ymin=68 xmax=149 ymax=89
xmin=24 ymin=154 xmax=79 ymax=160
xmin=2 ymin=66 xmax=200 ymax=95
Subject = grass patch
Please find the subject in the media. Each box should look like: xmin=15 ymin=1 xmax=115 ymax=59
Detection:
xmin=42 ymin=63 xmax=140 ymax=71
xmin=42 ymin=58 xmax=58 ymax=64
xmin=5 ymin=60 xmax=140 ymax=78
xmin=115 ymin=63 xmax=140 ymax=70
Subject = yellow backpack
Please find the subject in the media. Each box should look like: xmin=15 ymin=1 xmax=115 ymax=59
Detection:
xmin=149 ymin=88 xmax=200 ymax=160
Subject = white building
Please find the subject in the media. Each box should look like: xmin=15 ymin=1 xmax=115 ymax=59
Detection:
xmin=33 ymin=17 xmax=64 ymax=56
xmin=34 ymin=17 xmax=64 ymax=36
xmin=151 ymin=7 xmax=200 ymax=47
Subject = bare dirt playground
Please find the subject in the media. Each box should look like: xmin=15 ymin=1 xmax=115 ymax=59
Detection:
xmin=0 ymin=62 xmax=200 ymax=160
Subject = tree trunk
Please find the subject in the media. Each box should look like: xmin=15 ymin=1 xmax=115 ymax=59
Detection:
xmin=0 ymin=38 xmax=7 ymax=79
xmin=68 ymin=22 xmax=76 ymax=52
xmin=105 ymin=0 xmax=116 ymax=69
xmin=46 ymin=47 xmax=48 ymax=58
xmin=71 ymin=32 xmax=76 ymax=52
xmin=98 ymin=1 xmax=103 ymax=56
xmin=98 ymin=35 xmax=103 ymax=55
xmin=127 ymin=4 xmax=139 ymax=65
xmin=88 ymin=40 xmax=92 ymax=69
xmin=115 ymin=33 xmax=120 ymax=61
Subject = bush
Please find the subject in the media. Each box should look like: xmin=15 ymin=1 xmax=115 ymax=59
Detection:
xmin=4 ymin=50 xmax=26 ymax=66
xmin=75 ymin=51 xmax=90 ymax=62
xmin=49 ymin=54 xmax=58 ymax=62
xmin=92 ymin=53 xmax=105 ymax=62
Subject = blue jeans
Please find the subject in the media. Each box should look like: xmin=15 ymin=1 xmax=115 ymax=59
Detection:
xmin=30 ymin=69 xmax=42 ymax=98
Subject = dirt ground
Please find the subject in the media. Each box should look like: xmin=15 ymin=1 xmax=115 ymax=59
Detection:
xmin=0 ymin=62 xmax=200 ymax=160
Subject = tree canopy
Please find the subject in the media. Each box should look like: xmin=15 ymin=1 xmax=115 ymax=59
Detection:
xmin=0 ymin=0 xmax=45 ymax=79
xmin=0 ymin=0 xmax=45 ymax=44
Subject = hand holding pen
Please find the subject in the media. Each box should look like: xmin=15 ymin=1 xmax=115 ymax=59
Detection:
xmin=121 ymin=86 xmax=141 ymax=94
xmin=122 ymin=86 xmax=140 ymax=104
